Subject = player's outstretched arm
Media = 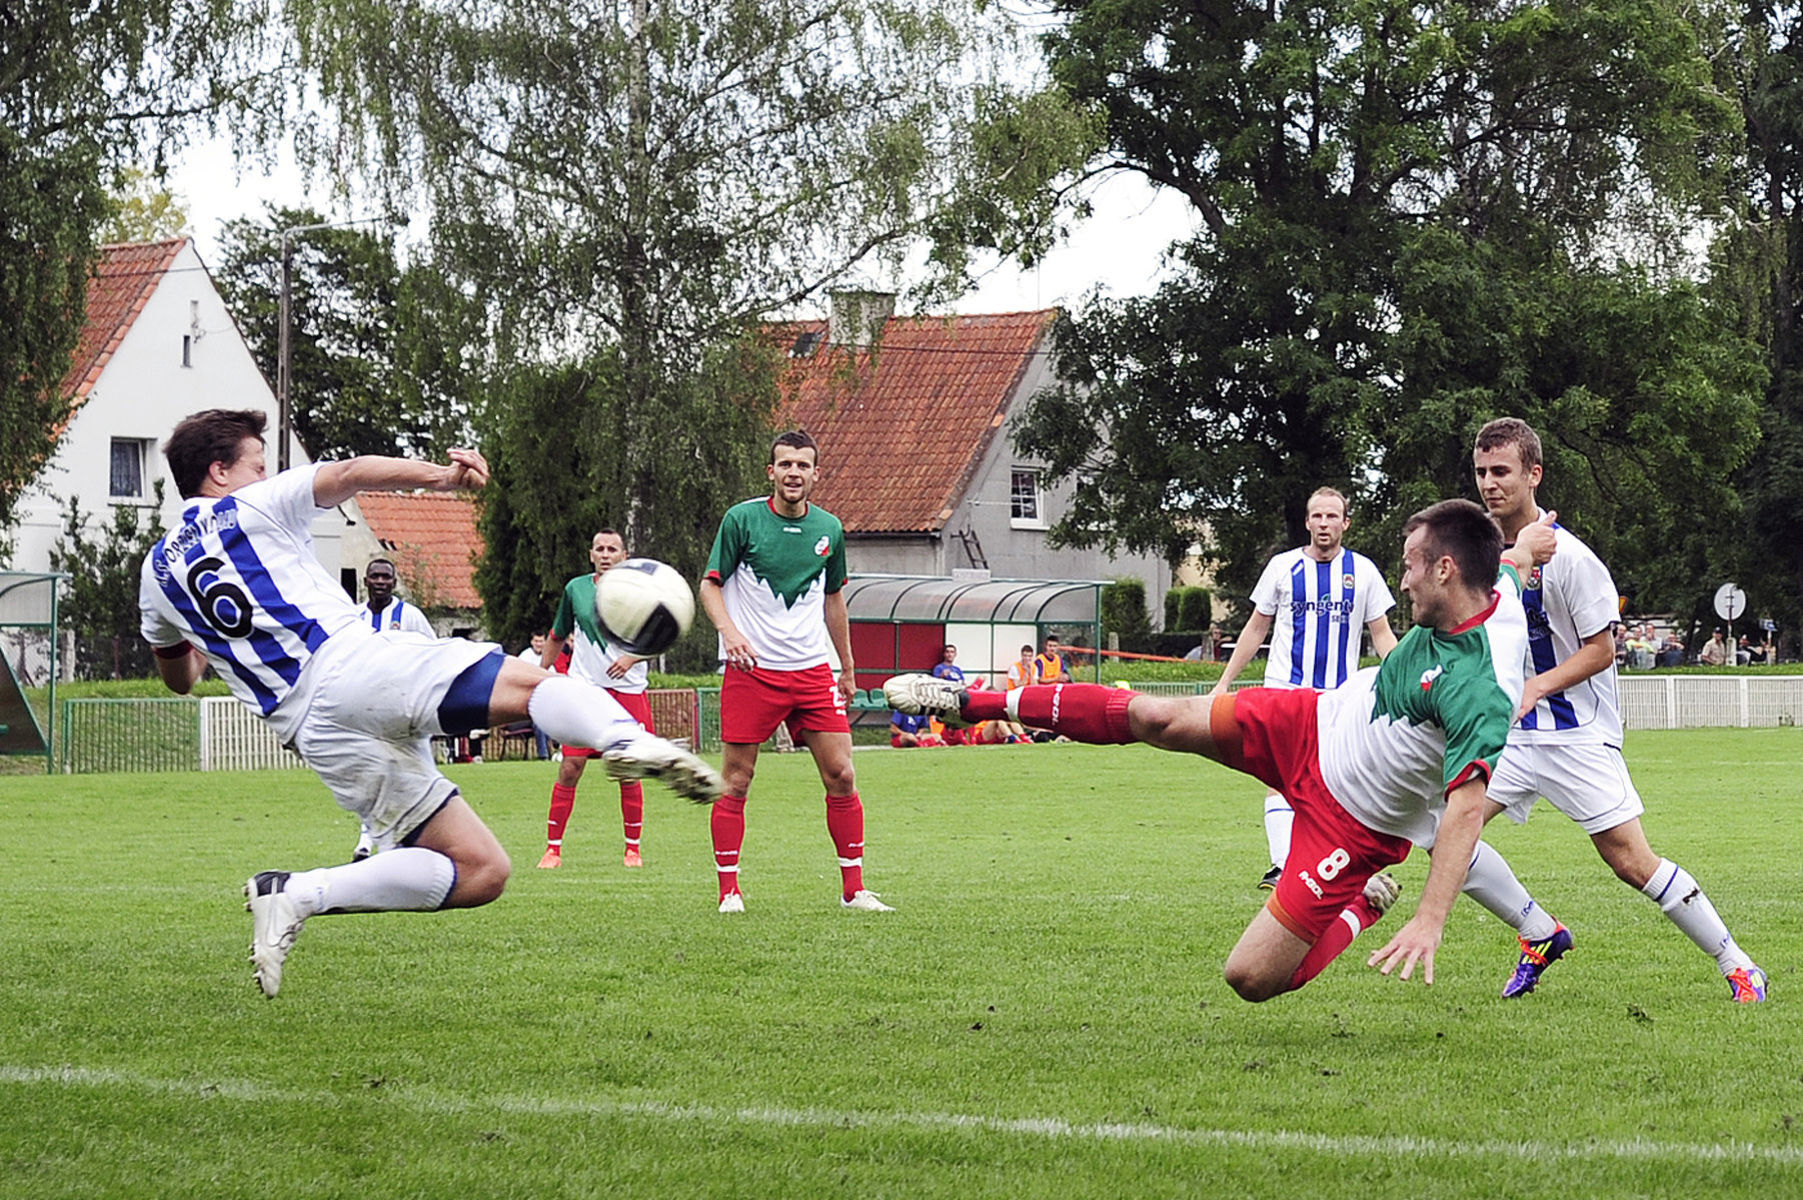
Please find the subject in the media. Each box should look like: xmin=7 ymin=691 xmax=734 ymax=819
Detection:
xmin=312 ymin=449 xmax=491 ymax=508
xmin=1210 ymin=610 xmax=1273 ymax=695
xmin=1366 ymin=777 xmax=1488 ymax=985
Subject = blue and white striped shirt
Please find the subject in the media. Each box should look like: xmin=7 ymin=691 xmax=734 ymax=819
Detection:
xmin=139 ymin=464 xmax=369 ymax=739
xmin=1251 ymin=546 xmax=1395 ymax=691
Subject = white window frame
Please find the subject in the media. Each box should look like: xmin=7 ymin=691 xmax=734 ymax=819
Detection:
xmin=108 ymin=437 xmax=153 ymax=502
xmin=1009 ymin=467 xmax=1046 ymax=530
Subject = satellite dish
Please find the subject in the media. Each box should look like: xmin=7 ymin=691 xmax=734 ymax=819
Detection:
xmin=1714 ymin=583 xmax=1747 ymax=622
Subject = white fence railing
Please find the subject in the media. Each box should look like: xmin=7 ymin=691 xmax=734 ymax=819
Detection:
xmin=198 ymin=696 xmax=304 ymax=771
xmin=1617 ymin=676 xmax=1803 ymax=730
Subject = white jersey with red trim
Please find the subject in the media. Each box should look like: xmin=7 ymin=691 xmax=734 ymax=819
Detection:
xmin=1319 ymin=569 xmax=1528 ymax=847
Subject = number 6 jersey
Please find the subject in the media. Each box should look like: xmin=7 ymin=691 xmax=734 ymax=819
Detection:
xmin=139 ymin=464 xmax=370 ymax=739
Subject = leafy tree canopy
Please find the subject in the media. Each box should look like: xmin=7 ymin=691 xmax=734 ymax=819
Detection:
xmin=1018 ymin=0 xmax=1757 ymax=619
xmin=0 ymin=0 xmax=289 ymax=550
xmin=214 ymin=205 xmax=484 ymax=460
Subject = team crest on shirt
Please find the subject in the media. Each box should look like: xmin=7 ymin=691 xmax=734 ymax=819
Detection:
xmin=1526 ymin=566 xmax=1542 ymax=590
xmin=1419 ymin=665 xmax=1443 ymax=692
xmin=1342 ymin=573 xmax=1355 ymax=589
xmin=814 ymin=535 xmax=831 ymax=557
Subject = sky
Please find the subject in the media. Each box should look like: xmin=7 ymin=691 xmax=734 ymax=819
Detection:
xmin=166 ymin=137 xmax=1202 ymax=317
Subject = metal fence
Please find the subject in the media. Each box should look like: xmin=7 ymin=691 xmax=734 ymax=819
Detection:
xmin=52 ymin=676 xmax=1803 ymax=773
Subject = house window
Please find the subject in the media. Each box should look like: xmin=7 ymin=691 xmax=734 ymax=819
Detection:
xmin=109 ymin=438 xmax=149 ymax=500
xmin=1010 ymin=468 xmax=1045 ymax=528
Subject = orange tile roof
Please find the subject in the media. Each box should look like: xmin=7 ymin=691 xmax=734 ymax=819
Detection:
xmin=357 ymin=491 xmax=483 ymax=609
xmin=61 ymin=239 xmax=188 ymax=403
xmin=775 ymin=309 xmax=1057 ymax=534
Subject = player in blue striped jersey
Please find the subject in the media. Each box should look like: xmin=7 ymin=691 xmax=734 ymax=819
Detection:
xmin=354 ymin=558 xmax=434 ymax=635
xmin=138 ymin=409 xmax=722 ymax=999
xmin=1212 ymin=488 xmax=1398 ymax=887
xmin=1469 ymin=418 xmax=1764 ymax=1002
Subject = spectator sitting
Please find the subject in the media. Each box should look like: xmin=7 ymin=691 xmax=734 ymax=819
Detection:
xmin=1737 ymin=635 xmax=1753 ymax=666
xmin=1699 ymin=628 xmax=1731 ymax=666
xmin=890 ymin=709 xmax=943 ymax=748
xmin=1624 ymin=624 xmax=1655 ymax=670
xmin=1613 ymin=625 xmax=1628 ymax=669
xmin=931 ymin=644 xmax=966 ymax=684
xmin=1005 ymin=644 xmax=1035 ymax=690
xmin=1656 ymin=632 xmax=1685 ymax=669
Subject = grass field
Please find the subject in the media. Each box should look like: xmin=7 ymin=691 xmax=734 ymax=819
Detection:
xmin=2 ymin=730 xmax=1798 ymax=1197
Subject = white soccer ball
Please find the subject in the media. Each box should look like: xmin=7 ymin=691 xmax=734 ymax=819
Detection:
xmin=595 ymin=557 xmax=695 ymax=656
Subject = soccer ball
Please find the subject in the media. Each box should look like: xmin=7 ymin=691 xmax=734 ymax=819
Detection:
xmin=595 ymin=558 xmax=695 ymax=656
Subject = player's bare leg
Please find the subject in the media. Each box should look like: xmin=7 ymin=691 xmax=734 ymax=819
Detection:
xmin=1222 ymin=909 xmax=1312 ymax=1002
xmin=246 ymin=797 xmax=509 ymax=999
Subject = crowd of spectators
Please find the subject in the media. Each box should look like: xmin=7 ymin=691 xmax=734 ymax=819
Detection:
xmin=1616 ymin=622 xmax=1777 ymax=669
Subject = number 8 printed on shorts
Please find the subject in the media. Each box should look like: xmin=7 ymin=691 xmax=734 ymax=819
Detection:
xmin=1316 ymin=847 xmax=1351 ymax=881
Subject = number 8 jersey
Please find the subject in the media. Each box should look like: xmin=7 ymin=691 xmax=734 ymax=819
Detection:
xmin=139 ymin=464 xmax=370 ymax=738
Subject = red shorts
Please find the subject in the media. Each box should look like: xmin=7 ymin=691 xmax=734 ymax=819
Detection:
xmin=560 ymin=688 xmax=655 ymax=759
xmin=720 ymin=663 xmax=849 ymax=745
xmin=1212 ymin=689 xmax=1413 ymax=942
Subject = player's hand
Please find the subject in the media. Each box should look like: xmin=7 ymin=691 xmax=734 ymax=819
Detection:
xmin=442 ymin=448 xmax=490 ymax=491
xmin=1514 ymin=676 xmax=1548 ymax=721
xmin=721 ymin=630 xmax=757 ymax=671
xmin=1506 ymin=510 xmax=1558 ymax=570
xmin=838 ymin=667 xmax=857 ymax=704
xmin=1367 ymin=916 xmax=1441 ymax=985
xmin=607 ymin=655 xmax=641 ymax=679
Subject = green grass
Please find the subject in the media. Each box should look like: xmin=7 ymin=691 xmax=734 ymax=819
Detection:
xmin=1 ymin=731 xmax=1800 ymax=1197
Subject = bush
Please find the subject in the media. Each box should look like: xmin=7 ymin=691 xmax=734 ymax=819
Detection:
xmin=1102 ymin=577 xmax=1151 ymax=641
xmin=1165 ymin=587 xmax=1212 ymax=631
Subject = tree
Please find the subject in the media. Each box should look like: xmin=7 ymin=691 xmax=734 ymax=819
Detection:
xmin=214 ymin=205 xmax=483 ymax=460
xmin=100 ymin=166 xmax=191 ymax=244
xmin=0 ymin=0 xmax=288 ymax=552
xmin=1018 ymin=0 xmax=1755 ymax=609
xmin=284 ymin=0 xmax=1098 ymax=621
xmin=47 ymin=485 xmax=166 ymax=679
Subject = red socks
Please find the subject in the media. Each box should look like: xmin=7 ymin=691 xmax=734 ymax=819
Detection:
xmin=619 ymin=780 xmax=643 ymax=851
xmin=546 ymin=783 xmax=577 ymax=849
xmin=1288 ymin=895 xmax=1384 ymax=991
xmin=963 ymin=684 xmax=1134 ymax=743
xmin=826 ymin=792 xmax=865 ymax=899
xmin=712 ymin=795 xmax=747 ymax=899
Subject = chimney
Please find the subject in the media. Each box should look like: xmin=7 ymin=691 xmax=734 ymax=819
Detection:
xmin=827 ymin=290 xmax=896 ymax=348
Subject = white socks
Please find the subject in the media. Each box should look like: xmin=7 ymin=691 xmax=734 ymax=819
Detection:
xmin=1461 ymin=840 xmax=1560 ymax=941
xmin=528 ymin=674 xmax=647 ymax=752
xmin=286 ymin=847 xmax=457 ymax=915
xmin=1263 ymin=791 xmax=1294 ymax=867
xmin=1641 ymin=858 xmax=1752 ymax=973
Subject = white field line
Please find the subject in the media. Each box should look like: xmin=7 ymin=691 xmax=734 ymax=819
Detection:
xmin=4 ymin=1064 xmax=1801 ymax=1166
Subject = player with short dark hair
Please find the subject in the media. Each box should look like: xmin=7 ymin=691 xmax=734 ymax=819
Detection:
xmin=1471 ymin=417 xmax=1765 ymax=1002
xmin=699 ymin=430 xmax=890 ymax=913
xmin=1212 ymin=486 xmax=1398 ymax=889
xmin=356 ymin=557 xmax=434 ymax=635
xmin=889 ymin=500 xmax=1558 ymax=999
xmin=536 ymin=528 xmax=657 ymax=869
xmin=140 ymin=409 xmax=722 ymax=998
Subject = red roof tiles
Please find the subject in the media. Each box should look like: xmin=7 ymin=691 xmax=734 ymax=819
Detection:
xmin=775 ymin=310 xmax=1057 ymax=534
xmin=357 ymin=491 xmax=483 ymax=609
xmin=61 ymin=240 xmax=188 ymax=403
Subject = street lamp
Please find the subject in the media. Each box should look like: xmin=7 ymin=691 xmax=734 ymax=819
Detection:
xmin=276 ymin=215 xmax=405 ymax=470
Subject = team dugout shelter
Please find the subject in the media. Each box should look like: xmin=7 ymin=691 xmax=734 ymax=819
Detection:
xmin=842 ymin=574 xmax=1106 ymax=698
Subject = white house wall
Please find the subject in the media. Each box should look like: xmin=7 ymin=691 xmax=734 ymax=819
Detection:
xmin=10 ymin=241 xmax=347 ymax=594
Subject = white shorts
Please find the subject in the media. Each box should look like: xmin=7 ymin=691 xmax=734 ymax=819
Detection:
xmin=290 ymin=631 xmax=501 ymax=851
xmin=1488 ymin=741 xmax=1644 ymax=835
